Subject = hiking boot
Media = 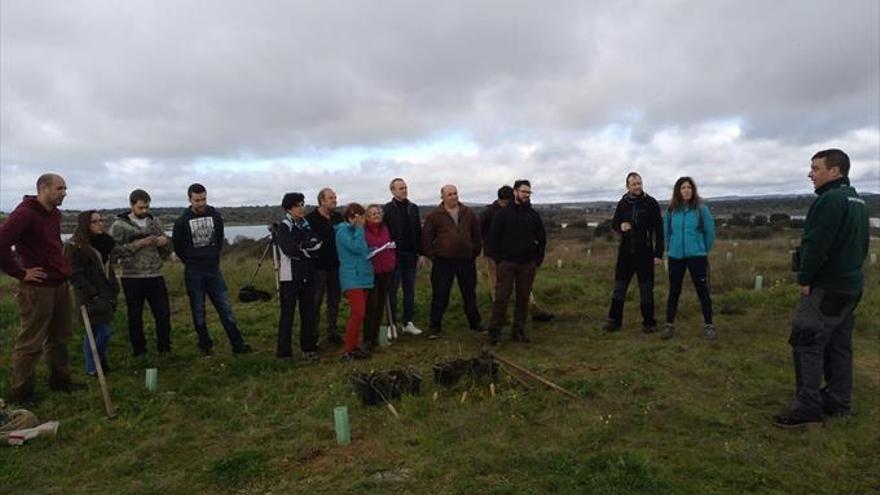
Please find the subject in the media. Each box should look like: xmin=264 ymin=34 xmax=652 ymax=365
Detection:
xmin=303 ymin=351 xmax=320 ymax=364
xmin=773 ymin=412 xmax=824 ymax=429
xmin=642 ymin=324 xmax=657 ymax=334
xmin=602 ymin=319 xmax=621 ymax=332
xmin=11 ymin=391 xmax=38 ymax=408
xmin=233 ymin=344 xmax=253 ymax=354
xmin=427 ymin=327 xmax=442 ymax=340
xmin=352 ymin=348 xmax=371 ymax=360
xmin=532 ymin=311 xmax=556 ymax=323
xmin=49 ymin=381 xmax=87 ymax=393
xmin=660 ymin=323 xmax=675 ymax=340
xmin=703 ymin=324 xmax=717 ymax=340
xmin=511 ymin=330 xmax=531 ymax=343
xmin=402 ymin=322 xmax=423 ymax=336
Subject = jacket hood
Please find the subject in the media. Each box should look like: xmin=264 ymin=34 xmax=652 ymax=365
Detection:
xmin=116 ymin=210 xmax=155 ymax=221
xmin=21 ymin=195 xmax=53 ymax=215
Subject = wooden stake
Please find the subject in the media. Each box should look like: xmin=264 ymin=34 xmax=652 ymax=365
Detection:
xmin=486 ymin=349 xmax=581 ymax=401
xmin=81 ymin=306 xmax=116 ymax=418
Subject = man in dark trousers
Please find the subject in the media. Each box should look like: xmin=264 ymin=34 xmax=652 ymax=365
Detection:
xmin=603 ymin=172 xmax=664 ymax=333
xmin=172 ymin=183 xmax=252 ymax=356
xmin=486 ymin=179 xmax=546 ymax=345
xmin=276 ymin=192 xmax=323 ymax=362
xmin=774 ymin=149 xmax=869 ymax=428
xmin=110 ymin=189 xmax=173 ymax=356
xmin=0 ymin=173 xmax=85 ymax=405
xmin=422 ymin=184 xmax=483 ymax=339
xmin=383 ymin=178 xmax=424 ymax=336
xmin=480 ymin=185 xmax=555 ymax=323
xmin=305 ymin=188 xmax=344 ymax=346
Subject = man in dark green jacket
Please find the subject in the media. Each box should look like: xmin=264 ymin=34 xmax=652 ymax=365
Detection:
xmin=775 ymin=149 xmax=869 ymax=428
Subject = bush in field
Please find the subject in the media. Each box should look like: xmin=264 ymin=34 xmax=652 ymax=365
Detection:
xmin=753 ymin=215 xmax=768 ymax=226
xmin=769 ymin=213 xmax=791 ymax=228
xmin=729 ymin=212 xmax=753 ymax=227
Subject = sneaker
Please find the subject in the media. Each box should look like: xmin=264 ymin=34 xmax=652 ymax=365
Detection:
xmin=303 ymin=352 xmax=320 ymax=364
xmin=642 ymin=324 xmax=657 ymax=334
xmin=660 ymin=323 xmax=675 ymax=340
xmin=703 ymin=324 xmax=717 ymax=340
xmin=602 ymin=319 xmax=621 ymax=332
xmin=427 ymin=327 xmax=442 ymax=340
xmin=532 ymin=311 xmax=556 ymax=323
xmin=512 ymin=330 xmax=531 ymax=343
xmin=327 ymin=334 xmax=343 ymax=346
xmin=773 ymin=412 xmax=824 ymax=429
xmin=402 ymin=322 xmax=423 ymax=336
xmin=233 ymin=344 xmax=253 ymax=354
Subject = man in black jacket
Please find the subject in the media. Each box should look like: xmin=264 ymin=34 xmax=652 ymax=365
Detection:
xmin=276 ymin=192 xmax=323 ymax=362
xmin=480 ymin=185 xmax=555 ymax=323
xmin=305 ymin=188 xmax=344 ymax=345
xmin=486 ymin=179 xmax=546 ymax=345
xmin=382 ymin=178 xmax=424 ymax=336
xmin=172 ymin=183 xmax=251 ymax=356
xmin=603 ymin=172 xmax=664 ymax=333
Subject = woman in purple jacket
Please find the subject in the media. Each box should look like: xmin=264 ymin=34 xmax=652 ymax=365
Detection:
xmin=363 ymin=204 xmax=397 ymax=349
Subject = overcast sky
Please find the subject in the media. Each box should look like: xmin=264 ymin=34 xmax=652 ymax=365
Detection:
xmin=1 ymin=0 xmax=878 ymax=211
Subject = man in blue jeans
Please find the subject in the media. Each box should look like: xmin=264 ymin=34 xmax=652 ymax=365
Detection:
xmin=172 ymin=183 xmax=252 ymax=356
xmin=383 ymin=178 xmax=424 ymax=336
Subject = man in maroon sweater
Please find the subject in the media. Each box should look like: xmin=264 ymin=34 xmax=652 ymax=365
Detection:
xmin=0 ymin=174 xmax=85 ymax=405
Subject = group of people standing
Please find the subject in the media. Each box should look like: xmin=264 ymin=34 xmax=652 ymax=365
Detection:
xmin=0 ymin=148 xmax=870 ymax=431
xmin=273 ymin=178 xmax=549 ymax=361
xmin=602 ymin=173 xmax=717 ymax=340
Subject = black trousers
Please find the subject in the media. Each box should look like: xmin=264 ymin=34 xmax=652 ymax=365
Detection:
xmin=666 ymin=257 xmax=713 ymax=325
xmin=121 ymin=276 xmax=172 ymax=355
xmin=608 ymin=248 xmax=656 ymax=326
xmin=789 ymin=288 xmax=860 ymax=417
xmin=364 ymin=272 xmax=392 ymax=346
xmin=313 ymin=268 xmax=340 ymax=338
xmin=277 ymin=280 xmax=317 ymax=356
xmin=429 ymin=257 xmax=481 ymax=330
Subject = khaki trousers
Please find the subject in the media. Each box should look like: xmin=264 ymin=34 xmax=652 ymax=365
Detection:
xmin=11 ymin=282 xmax=72 ymax=398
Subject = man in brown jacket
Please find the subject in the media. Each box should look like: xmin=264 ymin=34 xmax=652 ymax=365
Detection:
xmin=422 ymin=184 xmax=483 ymax=339
xmin=0 ymin=174 xmax=86 ymax=405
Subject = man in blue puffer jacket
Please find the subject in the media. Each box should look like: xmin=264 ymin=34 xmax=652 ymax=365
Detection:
xmin=661 ymin=177 xmax=716 ymax=340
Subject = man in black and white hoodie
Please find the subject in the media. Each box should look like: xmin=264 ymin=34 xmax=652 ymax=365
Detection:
xmin=172 ymin=183 xmax=251 ymax=356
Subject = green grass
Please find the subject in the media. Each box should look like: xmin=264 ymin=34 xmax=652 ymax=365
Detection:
xmin=0 ymin=234 xmax=878 ymax=494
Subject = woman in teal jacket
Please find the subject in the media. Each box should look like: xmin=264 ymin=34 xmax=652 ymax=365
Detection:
xmin=662 ymin=177 xmax=716 ymax=340
xmin=335 ymin=203 xmax=374 ymax=360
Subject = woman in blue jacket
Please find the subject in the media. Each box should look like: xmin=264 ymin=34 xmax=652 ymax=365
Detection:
xmin=662 ymin=177 xmax=716 ymax=340
xmin=335 ymin=203 xmax=374 ymax=360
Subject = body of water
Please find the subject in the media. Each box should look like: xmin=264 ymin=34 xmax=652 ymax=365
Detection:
xmin=61 ymin=224 xmax=273 ymax=243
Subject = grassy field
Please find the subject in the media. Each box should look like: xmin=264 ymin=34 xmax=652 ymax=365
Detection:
xmin=0 ymin=233 xmax=878 ymax=494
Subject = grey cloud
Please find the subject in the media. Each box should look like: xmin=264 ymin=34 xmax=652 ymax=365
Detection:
xmin=1 ymin=0 xmax=878 ymax=209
